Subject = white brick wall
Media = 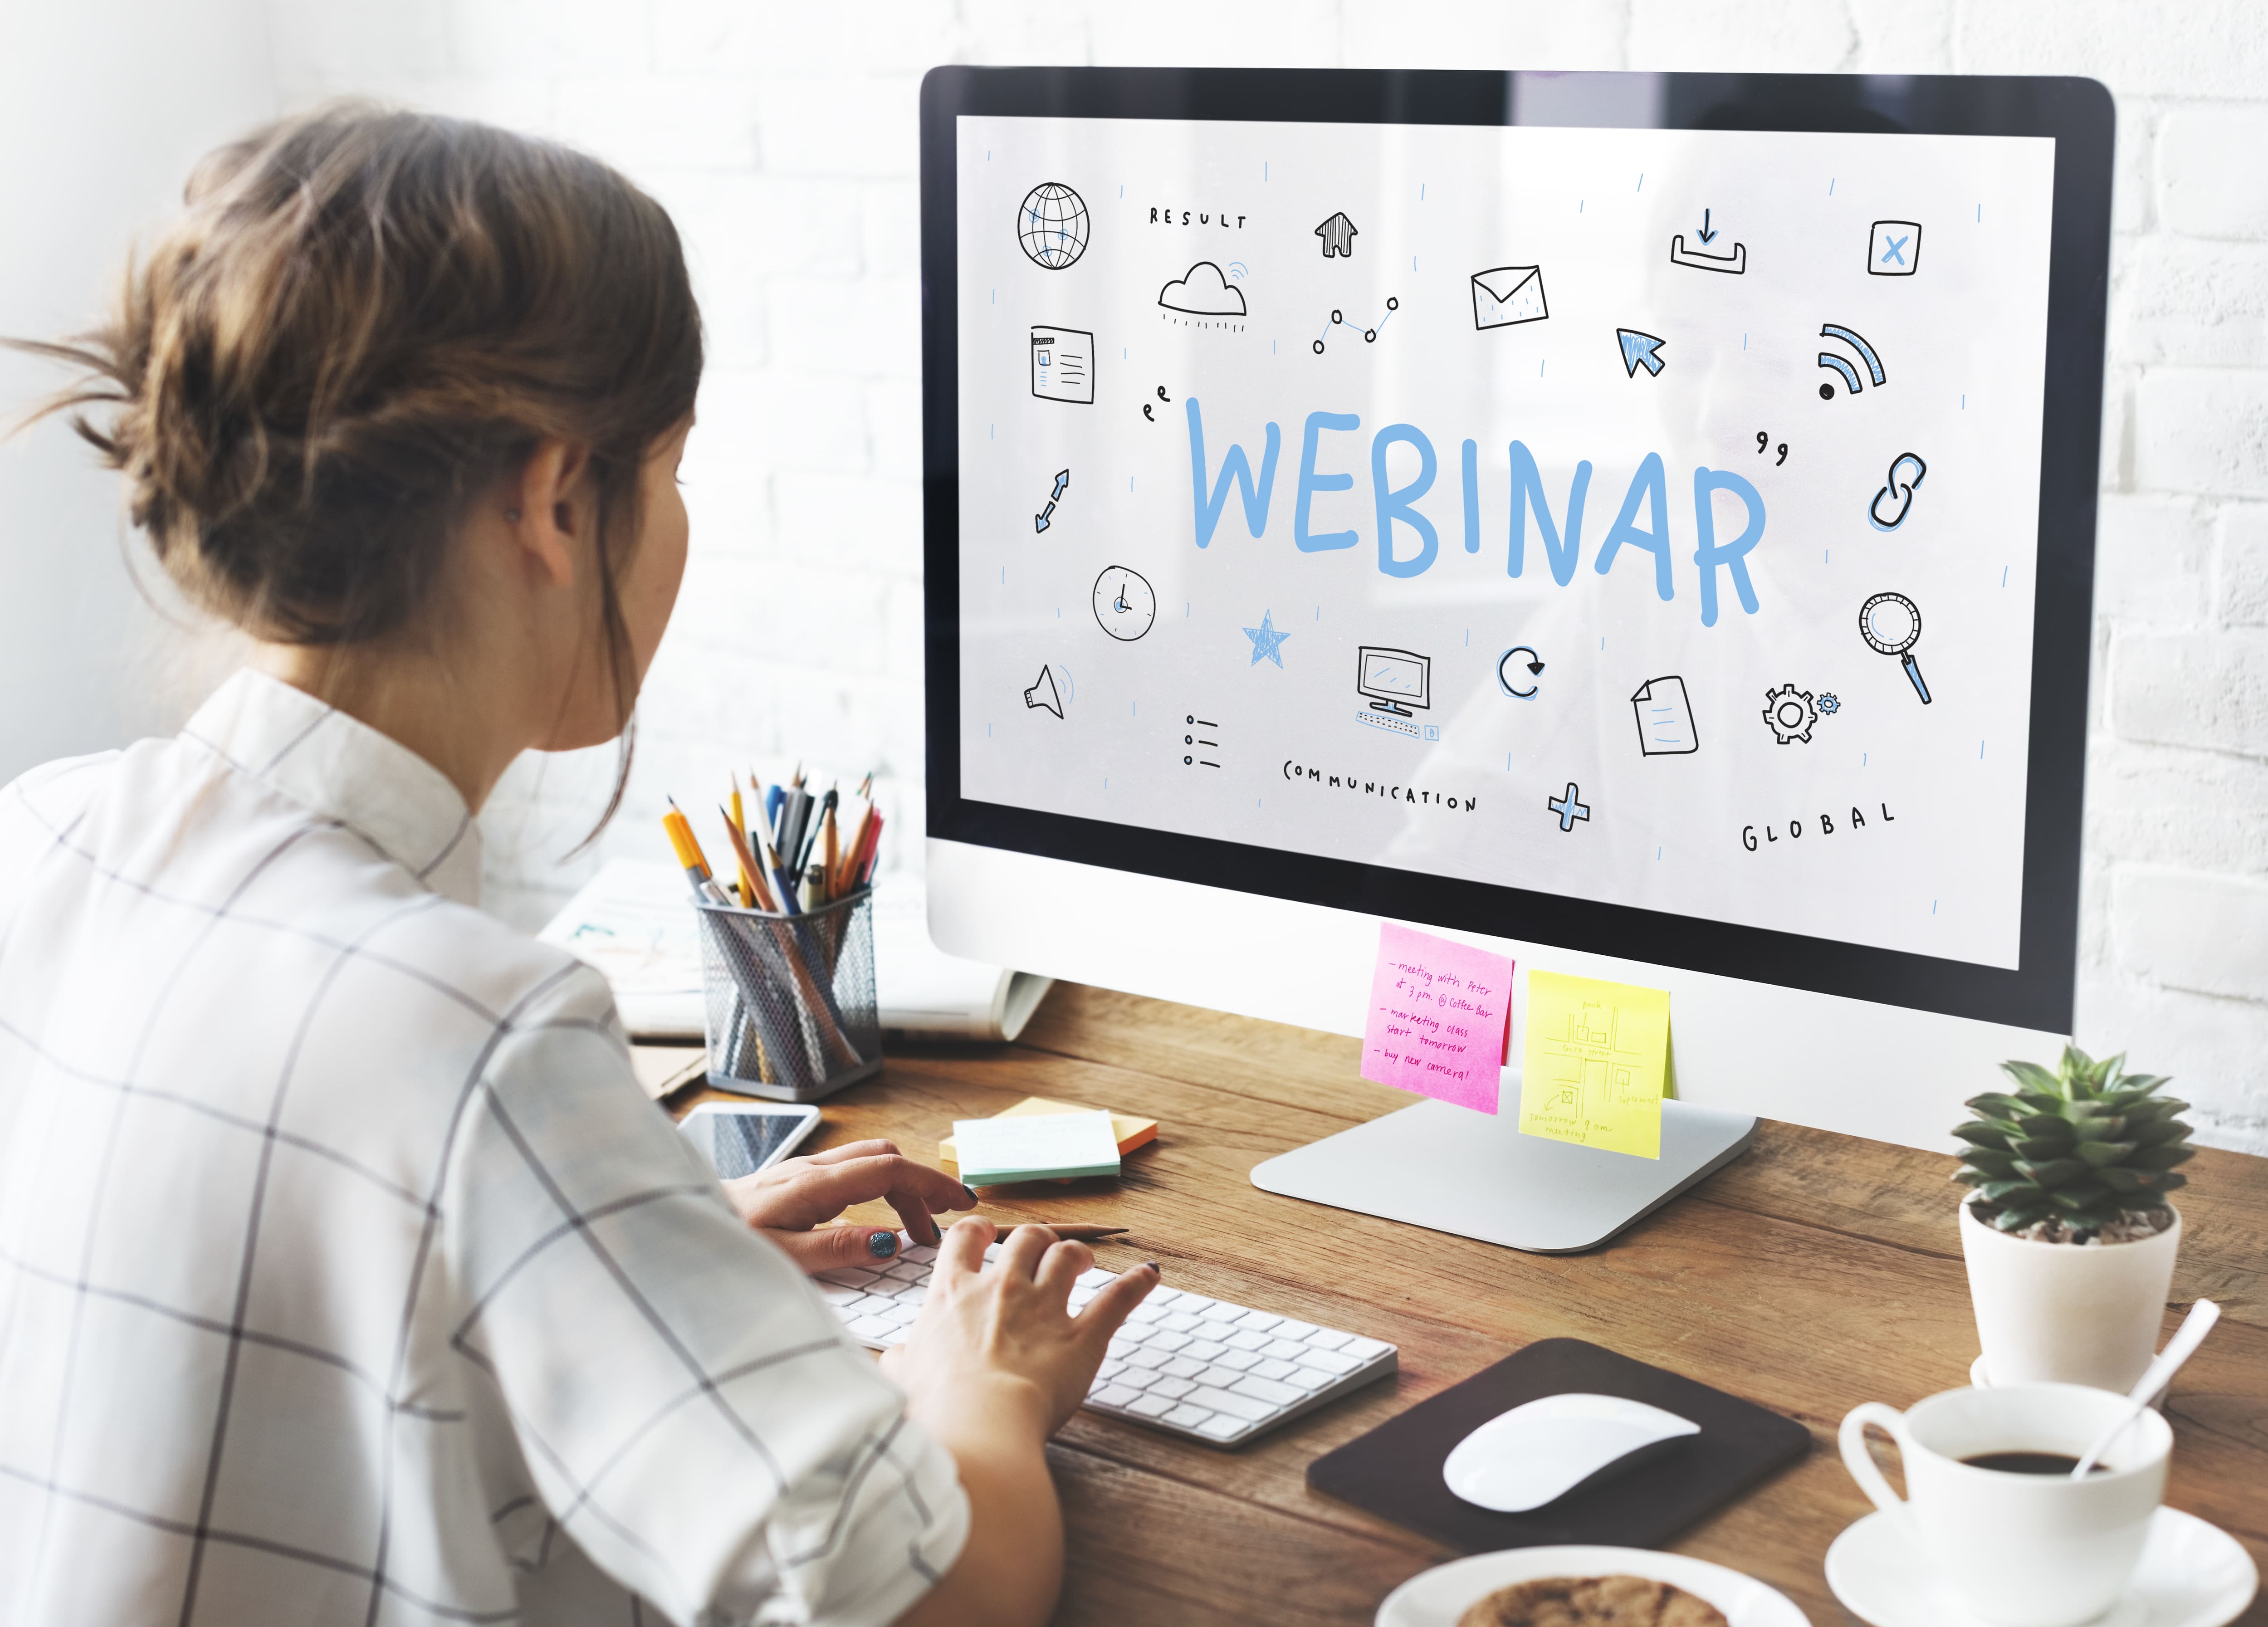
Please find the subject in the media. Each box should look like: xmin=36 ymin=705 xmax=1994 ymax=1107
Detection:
xmin=264 ymin=0 xmax=2268 ymax=1152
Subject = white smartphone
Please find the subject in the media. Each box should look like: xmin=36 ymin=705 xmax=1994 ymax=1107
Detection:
xmin=677 ymin=1101 xmax=823 ymax=1178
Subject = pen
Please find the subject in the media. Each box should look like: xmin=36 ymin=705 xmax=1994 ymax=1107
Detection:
xmin=819 ymin=805 xmax=840 ymax=898
xmin=764 ymin=841 xmax=802 ymax=916
xmin=797 ymin=785 xmax=837 ymax=877
xmin=662 ymin=801 xmax=728 ymax=904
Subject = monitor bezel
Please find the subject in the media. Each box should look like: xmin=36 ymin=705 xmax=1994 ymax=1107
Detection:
xmin=920 ymin=67 xmax=2113 ymax=1033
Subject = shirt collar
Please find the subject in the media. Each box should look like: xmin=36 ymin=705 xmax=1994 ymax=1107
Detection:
xmin=183 ymin=669 xmax=483 ymax=907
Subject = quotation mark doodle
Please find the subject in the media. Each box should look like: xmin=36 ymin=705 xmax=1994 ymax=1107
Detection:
xmin=1869 ymin=452 xmax=1927 ymax=530
xmin=1755 ymin=431 xmax=1789 ymax=466
xmin=1141 ymin=384 xmax=1171 ymax=421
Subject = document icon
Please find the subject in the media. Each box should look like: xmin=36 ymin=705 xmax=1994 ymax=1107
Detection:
xmin=1471 ymin=264 xmax=1548 ymax=330
xmin=1631 ymin=676 xmax=1698 ymax=756
xmin=1030 ymin=325 xmax=1095 ymax=404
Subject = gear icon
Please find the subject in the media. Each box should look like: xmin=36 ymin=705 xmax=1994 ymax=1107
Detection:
xmin=1816 ymin=692 xmax=1841 ymax=715
xmin=1763 ymin=683 xmax=1818 ymax=744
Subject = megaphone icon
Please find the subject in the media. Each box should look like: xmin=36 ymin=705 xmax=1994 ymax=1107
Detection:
xmin=1023 ymin=665 xmax=1063 ymax=718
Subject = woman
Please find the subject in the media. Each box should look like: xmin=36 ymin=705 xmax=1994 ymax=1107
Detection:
xmin=0 ymin=105 xmax=1152 ymax=1627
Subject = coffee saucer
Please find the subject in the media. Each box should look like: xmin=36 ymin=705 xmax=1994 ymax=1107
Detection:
xmin=1825 ymin=1505 xmax=2256 ymax=1627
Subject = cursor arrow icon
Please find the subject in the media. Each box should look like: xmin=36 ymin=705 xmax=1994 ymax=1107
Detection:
xmin=1617 ymin=328 xmax=1667 ymax=378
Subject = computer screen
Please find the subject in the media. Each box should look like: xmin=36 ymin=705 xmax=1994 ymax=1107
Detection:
xmin=924 ymin=69 xmax=2111 ymax=1055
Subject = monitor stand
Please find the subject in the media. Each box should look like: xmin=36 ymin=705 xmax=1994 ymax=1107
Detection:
xmin=1249 ymin=1097 xmax=1757 ymax=1254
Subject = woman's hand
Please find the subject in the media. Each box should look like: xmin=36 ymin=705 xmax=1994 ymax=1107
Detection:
xmin=720 ymin=1138 xmax=974 ymax=1273
xmin=885 ymin=1218 xmax=1158 ymax=1627
xmin=883 ymin=1217 xmax=1158 ymax=1439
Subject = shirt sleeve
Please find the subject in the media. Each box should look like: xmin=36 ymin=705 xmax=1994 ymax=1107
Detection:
xmin=438 ymin=963 xmax=968 ymax=1627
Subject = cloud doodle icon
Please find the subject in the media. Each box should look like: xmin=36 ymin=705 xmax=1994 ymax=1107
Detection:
xmin=1159 ymin=260 xmax=1247 ymax=317
xmin=1869 ymin=452 xmax=1928 ymax=530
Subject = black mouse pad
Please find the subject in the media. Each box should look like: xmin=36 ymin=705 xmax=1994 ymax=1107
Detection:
xmin=1307 ymin=1338 xmax=1809 ymax=1552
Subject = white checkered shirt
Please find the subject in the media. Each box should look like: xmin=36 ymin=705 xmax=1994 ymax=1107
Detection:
xmin=0 ymin=670 xmax=968 ymax=1627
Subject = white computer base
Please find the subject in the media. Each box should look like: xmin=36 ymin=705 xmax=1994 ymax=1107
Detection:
xmin=1249 ymin=1097 xmax=1758 ymax=1254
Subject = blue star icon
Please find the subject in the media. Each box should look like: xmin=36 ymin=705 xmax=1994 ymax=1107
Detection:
xmin=1244 ymin=610 xmax=1291 ymax=668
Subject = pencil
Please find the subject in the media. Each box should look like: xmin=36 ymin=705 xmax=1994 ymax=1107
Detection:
xmin=819 ymin=805 xmax=839 ymax=899
xmin=717 ymin=805 xmax=778 ymax=911
xmin=835 ymin=798 xmax=875 ymax=896
xmin=992 ymin=1224 xmax=1129 ymax=1241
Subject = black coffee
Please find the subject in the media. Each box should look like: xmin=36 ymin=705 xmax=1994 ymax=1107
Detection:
xmin=1959 ymin=1451 xmax=2102 ymax=1476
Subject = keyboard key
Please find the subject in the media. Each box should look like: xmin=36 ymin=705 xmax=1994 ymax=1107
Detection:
xmin=1170 ymin=1294 xmax=1212 ymax=1313
xmin=849 ymin=1315 xmax=898 ymax=1341
xmin=1075 ymin=1268 xmax=1114 ymax=1289
xmin=1113 ymin=1324 xmax=1154 ymax=1346
xmin=903 ymin=1244 xmax=938 ymax=1263
xmin=1126 ymin=1301 xmax=1168 ymax=1324
xmin=1301 ymin=1329 xmax=1352 ymax=1351
xmin=1114 ymin=1368 xmax=1158 ymax=1392
xmin=1160 ymin=1356 xmax=1204 ymax=1379
xmin=1160 ymin=1313 xmax=1203 ymax=1334
xmin=893 ymin=1285 xmax=929 ymax=1307
xmin=1231 ymin=1374 xmax=1305 ymax=1407
xmin=817 ymin=1285 xmax=865 ymax=1307
xmin=1147 ymin=1377 xmax=1196 ymax=1400
xmin=1163 ymin=1404 xmax=1214 ymax=1429
xmin=1343 ymin=1337 xmax=1392 ymax=1360
xmin=876 ymin=1325 xmax=910 ymax=1346
xmin=1091 ymin=1385 xmax=1141 ymax=1408
xmin=1187 ymin=1386 xmax=1275 ymax=1422
xmin=1096 ymin=1359 xmax=1126 ymax=1382
xmin=1196 ymin=1414 xmax=1246 ymax=1440
xmin=1270 ymin=1319 xmax=1319 ymax=1340
xmin=1197 ymin=1363 xmax=1246 ymax=1388
xmin=1127 ymin=1394 xmax=1177 ymax=1419
xmin=1283 ymin=1366 xmax=1336 ymax=1392
xmin=883 ymin=1262 xmax=926 ymax=1283
xmin=1147 ymin=1287 xmax=1185 ymax=1306
xmin=879 ymin=1301 xmax=921 ymax=1326
xmin=1263 ymin=1339 xmax=1311 ymax=1362
xmin=1252 ymin=1358 xmax=1296 ymax=1381
xmin=1300 ymin=1349 xmax=1360 ymax=1376
xmin=850 ymin=1295 xmax=902 ymax=1317
xmin=1225 ymin=1331 xmax=1271 ymax=1353
xmin=1145 ymin=1332 xmax=1192 ymax=1354
xmin=1184 ymin=1339 xmax=1228 ymax=1363
xmin=1125 ymin=1348 xmax=1169 ymax=1370
xmin=1216 ymin=1350 xmax=1262 ymax=1372
xmin=1234 ymin=1310 xmax=1283 ymax=1333
xmin=816 ymin=1268 xmax=882 ymax=1289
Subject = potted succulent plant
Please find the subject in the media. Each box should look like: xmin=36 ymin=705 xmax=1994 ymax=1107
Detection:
xmin=1953 ymin=1045 xmax=2193 ymax=1392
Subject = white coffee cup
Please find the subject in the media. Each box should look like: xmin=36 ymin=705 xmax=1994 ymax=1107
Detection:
xmin=1839 ymin=1383 xmax=2170 ymax=1627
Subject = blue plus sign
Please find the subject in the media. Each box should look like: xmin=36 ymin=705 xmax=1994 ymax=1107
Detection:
xmin=1547 ymin=782 xmax=1590 ymax=831
xmin=1880 ymin=233 xmax=1909 ymax=266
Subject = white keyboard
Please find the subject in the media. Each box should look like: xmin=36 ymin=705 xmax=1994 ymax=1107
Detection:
xmin=815 ymin=1236 xmax=1398 ymax=1446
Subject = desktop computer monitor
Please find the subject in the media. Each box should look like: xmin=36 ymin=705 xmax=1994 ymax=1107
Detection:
xmin=919 ymin=68 xmax=2113 ymax=1248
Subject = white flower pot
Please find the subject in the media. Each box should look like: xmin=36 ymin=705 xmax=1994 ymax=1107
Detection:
xmin=1958 ymin=1198 xmax=2180 ymax=1393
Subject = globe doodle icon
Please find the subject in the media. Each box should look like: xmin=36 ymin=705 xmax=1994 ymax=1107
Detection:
xmin=1017 ymin=182 xmax=1089 ymax=270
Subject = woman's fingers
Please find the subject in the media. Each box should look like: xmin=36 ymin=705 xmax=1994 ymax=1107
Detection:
xmin=1075 ymin=1263 xmax=1160 ymax=1352
xmin=886 ymin=1194 xmax=942 ymax=1248
xmin=798 ymin=1138 xmax=901 ymax=1167
xmin=778 ymin=1153 xmax=973 ymax=1227
xmin=931 ymin=1214 xmax=995 ymax=1286
xmin=1032 ymin=1239 xmax=1093 ymax=1303
xmin=764 ymin=1224 xmax=907 ymax=1275
xmin=992 ymin=1222 xmax=1056 ymax=1280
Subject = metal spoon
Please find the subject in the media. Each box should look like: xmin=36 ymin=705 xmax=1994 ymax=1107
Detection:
xmin=2071 ymin=1299 xmax=2220 ymax=1478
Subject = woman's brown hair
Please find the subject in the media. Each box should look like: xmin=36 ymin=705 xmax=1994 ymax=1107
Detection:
xmin=11 ymin=102 xmax=703 ymax=825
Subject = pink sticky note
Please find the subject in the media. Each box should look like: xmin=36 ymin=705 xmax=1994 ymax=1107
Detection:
xmin=1360 ymin=923 xmax=1516 ymax=1114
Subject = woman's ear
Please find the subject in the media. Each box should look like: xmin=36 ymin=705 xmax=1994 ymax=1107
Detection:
xmin=505 ymin=440 xmax=593 ymax=586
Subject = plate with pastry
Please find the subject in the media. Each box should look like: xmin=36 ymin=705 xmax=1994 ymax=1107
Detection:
xmin=1376 ymin=1545 xmax=1809 ymax=1627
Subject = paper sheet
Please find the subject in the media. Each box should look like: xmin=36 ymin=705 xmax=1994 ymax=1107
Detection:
xmin=1518 ymin=970 xmax=1671 ymax=1159
xmin=1360 ymin=923 xmax=1515 ymax=1114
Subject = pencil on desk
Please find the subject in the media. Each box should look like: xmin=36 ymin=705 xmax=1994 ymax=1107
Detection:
xmin=819 ymin=806 xmax=840 ymax=899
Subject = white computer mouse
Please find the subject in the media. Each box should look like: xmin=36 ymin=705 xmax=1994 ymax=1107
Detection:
xmin=1442 ymin=1392 xmax=1702 ymax=1513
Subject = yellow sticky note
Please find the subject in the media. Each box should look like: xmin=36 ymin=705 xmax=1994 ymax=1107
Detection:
xmin=1519 ymin=970 xmax=1670 ymax=1159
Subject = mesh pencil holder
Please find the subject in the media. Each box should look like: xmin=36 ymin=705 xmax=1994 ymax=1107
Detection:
xmin=696 ymin=888 xmax=881 ymax=1102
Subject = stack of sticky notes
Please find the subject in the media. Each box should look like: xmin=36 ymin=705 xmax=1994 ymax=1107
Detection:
xmin=941 ymin=1095 xmax=1157 ymax=1187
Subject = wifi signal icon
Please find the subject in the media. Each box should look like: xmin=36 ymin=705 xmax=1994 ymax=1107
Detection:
xmin=1817 ymin=323 xmax=1886 ymax=400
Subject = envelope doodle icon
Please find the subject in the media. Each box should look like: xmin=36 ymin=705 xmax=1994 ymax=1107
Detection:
xmin=1471 ymin=264 xmax=1548 ymax=331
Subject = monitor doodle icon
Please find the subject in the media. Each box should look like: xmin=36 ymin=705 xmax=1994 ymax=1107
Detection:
xmin=1471 ymin=265 xmax=1547 ymax=330
xmin=1869 ymin=220 xmax=1921 ymax=276
xmin=1030 ymin=325 xmax=1094 ymax=404
xmin=1817 ymin=323 xmax=1885 ymax=399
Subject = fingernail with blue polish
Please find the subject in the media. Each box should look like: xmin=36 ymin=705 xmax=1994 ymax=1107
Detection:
xmin=868 ymin=1230 xmax=899 ymax=1260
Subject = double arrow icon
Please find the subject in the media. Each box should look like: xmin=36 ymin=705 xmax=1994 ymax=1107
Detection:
xmin=1034 ymin=468 xmax=1071 ymax=533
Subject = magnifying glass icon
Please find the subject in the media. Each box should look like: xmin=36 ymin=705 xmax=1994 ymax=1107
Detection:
xmin=1860 ymin=591 xmax=1931 ymax=704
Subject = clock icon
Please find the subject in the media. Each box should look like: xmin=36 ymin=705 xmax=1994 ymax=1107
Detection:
xmin=1092 ymin=565 xmax=1157 ymax=641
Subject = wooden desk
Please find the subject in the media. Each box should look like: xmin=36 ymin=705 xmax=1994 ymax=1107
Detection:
xmin=652 ymin=984 xmax=2268 ymax=1626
